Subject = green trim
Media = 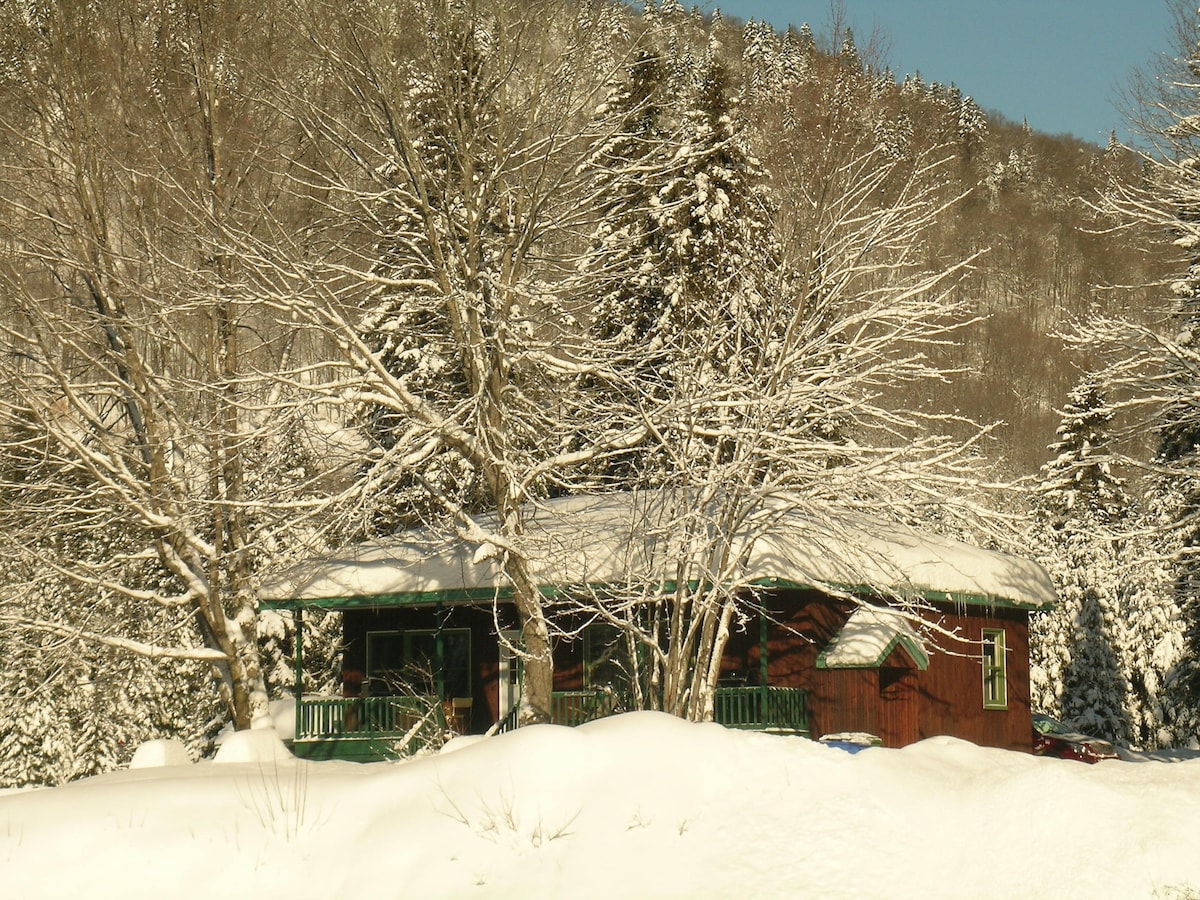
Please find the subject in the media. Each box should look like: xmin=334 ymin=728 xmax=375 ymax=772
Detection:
xmin=981 ymin=628 xmax=1009 ymax=709
xmin=261 ymin=575 xmax=1050 ymax=612
xmin=260 ymin=586 xmax=518 ymax=610
xmin=259 ymin=580 xmax=665 ymax=610
xmin=290 ymin=737 xmax=405 ymax=763
xmin=816 ymin=630 xmax=930 ymax=671
xmin=746 ymin=578 xmax=1048 ymax=611
xmin=293 ymin=608 xmax=304 ymax=701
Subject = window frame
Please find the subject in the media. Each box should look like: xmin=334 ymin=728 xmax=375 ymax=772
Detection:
xmin=582 ymin=622 xmax=629 ymax=691
xmin=981 ymin=628 xmax=1008 ymax=710
xmin=365 ymin=627 xmax=472 ymax=699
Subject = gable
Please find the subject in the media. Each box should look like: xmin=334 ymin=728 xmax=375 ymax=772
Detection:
xmin=815 ymin=605 xmax=931 ymax=671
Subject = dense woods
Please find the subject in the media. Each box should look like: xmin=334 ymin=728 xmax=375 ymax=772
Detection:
xmin=0 ymin=0 xmax=1196 ymax=785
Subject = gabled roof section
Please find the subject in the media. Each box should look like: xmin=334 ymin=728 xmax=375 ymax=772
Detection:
xmin=816 ymin=606 xmax=930 ymax=670
xmin=258 ymin=490 xmax=1056 ymax=611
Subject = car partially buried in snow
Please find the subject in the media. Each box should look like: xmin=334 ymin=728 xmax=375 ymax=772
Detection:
xmin=1032 ymin=713 xmax=1120 ymax=763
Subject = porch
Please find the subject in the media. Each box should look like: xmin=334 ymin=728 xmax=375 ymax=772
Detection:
xmin=290 ymin=685 xmax=809 ymax=761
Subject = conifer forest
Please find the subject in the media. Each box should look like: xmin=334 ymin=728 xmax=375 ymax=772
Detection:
xmin=3 ymin=0 xmax=1200 ymax=785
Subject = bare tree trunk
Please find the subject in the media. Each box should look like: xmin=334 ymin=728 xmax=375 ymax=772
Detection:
xmin=0 ymin=0 xmax=303 ymax=732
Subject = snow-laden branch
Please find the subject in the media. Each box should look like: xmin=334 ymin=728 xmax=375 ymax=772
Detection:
xmin=0 ymin=615 xmax=229 ymax=662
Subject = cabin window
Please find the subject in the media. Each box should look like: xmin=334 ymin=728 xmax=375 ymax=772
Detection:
xmin=981 ymin=629 xmax=1008 ymax=709
xmin=583 ymin=623 xmax=630 ymax=691
xmin=366 ymin=628 xmax=471 ymax=699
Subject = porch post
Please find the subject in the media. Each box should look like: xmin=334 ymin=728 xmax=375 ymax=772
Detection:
xmin=759 ymin=606 xmax=769 ymax=722
xmin=435 ymin=602 xmax=446 ymax=704
xmin=293 ymin=605 xmax=304 ymax=738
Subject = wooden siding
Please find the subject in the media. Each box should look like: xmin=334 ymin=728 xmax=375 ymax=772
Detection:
xmin=721 ymin=589 xmax=1034 ymax=752
xmin=339 ymin=588 xmax=1036 ymax=751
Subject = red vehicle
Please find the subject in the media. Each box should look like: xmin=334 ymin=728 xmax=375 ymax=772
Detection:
xmin=1032 ymin=713 xmax=1120 ymax=764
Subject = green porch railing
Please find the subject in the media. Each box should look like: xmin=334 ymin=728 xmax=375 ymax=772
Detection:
xmin=550 ymin=689 xmax=627 ymax=726
xmin=495 ymin=686 xmax=807 ymax=734
xmin=493 ymin=688 xmax=627 ymax=734
xmin=296 ymin=695 xmax=441 ymax=741
xmin=713 ymin=685 xmax=808 ymax=734
xmin=295 ymin=685 xmax=808 ymax=747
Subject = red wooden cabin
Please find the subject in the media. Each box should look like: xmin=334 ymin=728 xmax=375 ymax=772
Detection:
xmin=259 ymin=491 xmax=1054 ymax=759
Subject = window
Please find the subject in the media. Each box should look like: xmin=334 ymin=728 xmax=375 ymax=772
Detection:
xmin=981 ymin=629 xmax=1007 ymax=709
xmin=583 ymin=623 xmax=630 ymax=691
xmin=366 ymin=628 xmax=471 ymax=699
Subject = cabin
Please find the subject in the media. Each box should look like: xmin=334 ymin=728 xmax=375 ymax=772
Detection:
xmin=257 ymin=491 xmax=1056 ymax=761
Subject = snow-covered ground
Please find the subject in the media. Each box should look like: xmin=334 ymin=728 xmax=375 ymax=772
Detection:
xmin=2 ymin=712 xmax=1198 ymax=899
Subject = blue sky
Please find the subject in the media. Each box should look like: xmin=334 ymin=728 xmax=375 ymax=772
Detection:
xmin=704 ymin=1 xmax=1177 ymax=145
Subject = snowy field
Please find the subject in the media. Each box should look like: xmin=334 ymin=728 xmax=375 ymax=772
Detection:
xmin=2 ymin=711 xmax=1199 ymax=900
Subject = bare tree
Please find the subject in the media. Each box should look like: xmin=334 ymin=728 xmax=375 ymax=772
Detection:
xmin=261 ymin=0 xmax=655 ymax=725
xmin=579 ymin=148 xmax=993 ymax=720
xmin=557 ymin=21 xmax=994 ymax=719
xmin=262 ymin=0 xmax=1004 ymax=727
xmin=0 ymin=0 xmax=319 ymax=730
xmin=0 ymin=0 xmax=1025 ymax=745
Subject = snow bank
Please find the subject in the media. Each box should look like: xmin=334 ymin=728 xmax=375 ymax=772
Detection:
xmin=3 ymin=712 xmax=1199 ymax=899
xmin=212 ymin=728 xmax=293 ymax=765
xmin=128 ymin=739 xmax=191 ymax=769
xmin=211 ymin=698 xmax=298 ymax=749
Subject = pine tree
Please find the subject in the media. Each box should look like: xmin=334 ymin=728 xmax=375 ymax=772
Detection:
xmin=1029 ymin=379 xmax=1131 ymax=743
xmin=1150 ymin=173 xmax=1200 ymax=738
xmin=1036 ymin=380 xmax=1129 ymax=529
xmin=838 ymin=28 xmax=860 ymax=74
xmin=1095 ymin=14 xmax=1200 ymax=742
xmin=955 ymin=94 xmax=987 ymax=159
xmin=650 ymin=45 xmax=781 ymax=381
xmin=783 ymin=24 xmax=815 ymax=86
xmin=585 ymin=47 xmax=674 ymax=359
xmin=741 ymin=19 xmax=779 ymax=105
xmin=577 ymin=38 xmax=785 ymax=487
xmin=352 ymin=13 xmax=503 ymax=530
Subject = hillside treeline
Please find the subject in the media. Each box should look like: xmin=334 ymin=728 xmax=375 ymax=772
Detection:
xmin=0 ymin=0 xmax=1189 ymax=785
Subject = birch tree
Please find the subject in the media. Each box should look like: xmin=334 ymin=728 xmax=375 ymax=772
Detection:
xmin=567 ymin=29 xmax=996 ymax=720
xmin=0 ymin=0 xmax=315 ymax=732
xmin=270 ymin=0 xmax=655 ymax=725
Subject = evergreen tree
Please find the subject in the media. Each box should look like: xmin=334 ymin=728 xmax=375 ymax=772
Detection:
xmin=1116 ymin=497 xmax=1190 ymax=748
xmin=1029 ymin=379 xmax=1131 ymax=743
xmin=584 ymin=47 xmax=674 ymax=359
xmin=577 ymin=38 xmax=785 ymax=486
xmin=353 ymin=13 xmax=501 ymax=529
xmin=1036 ymin=380 xmax=1129 ymax=528
xmin=740 ymin=19 xmax=779 ymax=105
xmin=650 ymin=46 xmax=781 ymax=383
xmin=782 ymin=24 xmax=815 ymax=86
xmin=1086 ymin=9 xmax=1200 ymax=743
xmin=1151 ymin=200 xmax=1200 ymax=740
xmin=838 ymin=28 xmax=860 ymax=74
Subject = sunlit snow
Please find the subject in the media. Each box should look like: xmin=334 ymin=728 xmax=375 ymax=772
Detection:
xmin=259 ymin=491 xmax=1055 ymax=610
xmin=2 ymin=712 xmax=1198 ymax=899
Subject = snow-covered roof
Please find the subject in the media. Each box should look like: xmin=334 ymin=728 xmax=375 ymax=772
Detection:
xmin=816 ymin=606 xmax=930 ymax=670
xmin=258 ymin=490 xmax=1056 ymax=610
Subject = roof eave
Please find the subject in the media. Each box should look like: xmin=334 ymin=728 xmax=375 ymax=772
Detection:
xmin=259 ymin=576 xmax=1053 ymax=612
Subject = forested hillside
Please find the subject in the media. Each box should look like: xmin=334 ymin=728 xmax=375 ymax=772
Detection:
xmin=0 ymin=0 xmax=1193 ymax=786
xmin=731 ymin=14 xmax=1172 ymax=475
